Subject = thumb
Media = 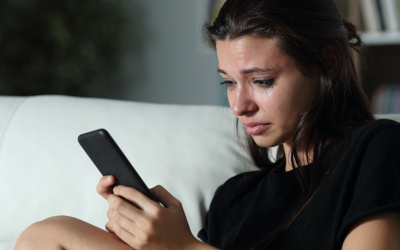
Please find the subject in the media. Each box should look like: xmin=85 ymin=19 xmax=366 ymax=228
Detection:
xmin=150 ymin=185 xmax=180 ymax=208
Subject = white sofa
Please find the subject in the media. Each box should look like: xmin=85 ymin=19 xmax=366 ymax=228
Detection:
xmin=0 ymin=95 xmax=257 ymax=250
xmin=1 ymin=95 xmax=399 ymax=250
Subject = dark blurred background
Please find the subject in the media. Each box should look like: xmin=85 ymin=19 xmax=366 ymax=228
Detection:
xmin=0 ymin=0 xmax=224 ymax=105
xmin=3 ymin=0 xmax=400 ymax=112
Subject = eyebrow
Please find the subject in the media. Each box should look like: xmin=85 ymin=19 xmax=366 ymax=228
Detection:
xmin=217 ymin=67 xmax=272 ymax=75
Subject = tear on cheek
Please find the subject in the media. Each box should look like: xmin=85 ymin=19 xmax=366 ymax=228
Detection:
xmin=265 ymin=86 xmax=273 ymax=93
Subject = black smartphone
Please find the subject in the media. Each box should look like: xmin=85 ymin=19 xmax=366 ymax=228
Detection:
xmin=78 ymin=129 xmax=158 ymax=202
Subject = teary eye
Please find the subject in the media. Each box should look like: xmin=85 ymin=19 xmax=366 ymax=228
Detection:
xmin=253 ymin=78 xmax=274 ymax=89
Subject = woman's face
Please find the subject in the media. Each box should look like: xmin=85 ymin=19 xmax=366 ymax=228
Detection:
xmin=216 ymin=36 xmax=319 ymax=148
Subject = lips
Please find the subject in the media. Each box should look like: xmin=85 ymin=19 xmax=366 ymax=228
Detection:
xmin=243 ymin=122 xmax=272 ymax=135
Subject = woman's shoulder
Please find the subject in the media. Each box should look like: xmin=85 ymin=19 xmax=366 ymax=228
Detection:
xmin=327 ymin=118 xmax=400 ymax=183
xmin=352 ymin=118 xmax=400 ymax=139
xmin=339 ymin=118 xmax=400 ymax=163
xmin=327 ymin=119 xmax=400 ymax=243
xmin=340 ymin=119 xmax=400 ymax=153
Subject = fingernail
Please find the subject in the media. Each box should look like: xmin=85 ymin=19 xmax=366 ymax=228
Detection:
xmin=113 ymin=186 xmax=117 ymax=193
xmin=107 ymin=176 xmax=113 ymax=182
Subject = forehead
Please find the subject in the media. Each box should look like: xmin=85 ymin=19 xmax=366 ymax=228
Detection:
xmin=216 ymin=36 xmax=291 ymax=72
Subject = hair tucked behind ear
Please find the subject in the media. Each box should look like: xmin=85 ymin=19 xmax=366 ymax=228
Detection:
xmin=204 ymin=0 xmax=374 ymax=249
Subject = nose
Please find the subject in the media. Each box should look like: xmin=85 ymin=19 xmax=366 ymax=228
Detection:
xmin=230 ymin=85 xmax=258 ymax=117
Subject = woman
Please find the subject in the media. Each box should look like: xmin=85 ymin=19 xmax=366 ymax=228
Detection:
xmin=14 ymin=0 xmax=400 ymax=249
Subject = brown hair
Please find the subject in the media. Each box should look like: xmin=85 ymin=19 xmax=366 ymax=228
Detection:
xmin=204 ymin=0 xmax=374 ymax=248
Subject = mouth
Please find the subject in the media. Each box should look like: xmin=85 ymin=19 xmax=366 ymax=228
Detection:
xmin=244 ymin=123 xmax=272 ymax=135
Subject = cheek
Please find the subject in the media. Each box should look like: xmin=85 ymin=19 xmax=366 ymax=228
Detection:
xmin=268 ymin=77 xmax=318 ymax=134
xmin=257 ymin=87 xmax=302 ymax=142
xmin=273 ymin=82 xmax=307 ymax=115
xmin=257 ymin=88 xmax=292 ymax=120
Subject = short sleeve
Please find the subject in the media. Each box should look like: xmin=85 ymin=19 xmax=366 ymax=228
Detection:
xmin=337 ymin=125 xmax=400 ymax=242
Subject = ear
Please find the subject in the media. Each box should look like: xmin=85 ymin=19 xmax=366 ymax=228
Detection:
xmin=321 ymin=45 xmax=340 ymax=77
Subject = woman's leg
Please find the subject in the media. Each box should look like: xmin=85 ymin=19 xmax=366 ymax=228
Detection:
xmin=14 ymin=216 xmax=135 ymax=250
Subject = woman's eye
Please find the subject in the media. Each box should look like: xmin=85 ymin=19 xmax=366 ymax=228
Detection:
xmin=253 ymin=79 xmax=274 ymax=88
xmin=220 ymin=80 xmax=235 ymax=89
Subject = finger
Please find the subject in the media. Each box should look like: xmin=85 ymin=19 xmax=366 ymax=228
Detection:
xmin=108 ymin=194 xmax=144 ymax=224
xmin=107 ymin=208 xmax=116 ymax=220
xmin=113 ymin=185 xmax=158 ymax=210
xmin=105 ymin=219 xmax=116 ymax=235
xmin=150 ymin=185 xmax=180 ymax=209
xmin=113 ymin=217 xmax=137 ymax=248
xmin=96 ymin=175 xmax=115 ymax=200
xmin=114 ymin=212 xmax=137 ymax=236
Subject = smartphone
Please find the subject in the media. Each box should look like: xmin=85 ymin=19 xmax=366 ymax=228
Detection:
xmin=78 ymin=129 xmax=158 ymax=202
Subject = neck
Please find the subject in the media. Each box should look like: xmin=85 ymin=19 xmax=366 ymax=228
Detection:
xmin=283 ymin=140 xmax=331 ymax=172
xmin=283 ymin=143 xmax=310 ymax=172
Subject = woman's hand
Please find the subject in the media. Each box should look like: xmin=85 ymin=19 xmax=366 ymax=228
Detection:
xmin=96 ymin=175 xmax=118 ymax=234
xmin=107 ymin=185 xmax=199 ymax=250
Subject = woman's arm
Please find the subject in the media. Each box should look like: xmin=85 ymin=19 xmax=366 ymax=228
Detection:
xmin=342 ymin=211 xmax=400 ymax=250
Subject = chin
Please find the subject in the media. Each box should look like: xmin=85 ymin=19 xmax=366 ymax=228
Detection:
xmin=251 ymin=135 xmax=279 ymax=148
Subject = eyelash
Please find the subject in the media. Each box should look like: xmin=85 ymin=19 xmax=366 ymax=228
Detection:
xmin=220 ymin=81 xmax=234 ymax=86
xmin=253 ymin=79 xmax=274 ymax=87
xmin=220 ymin=79 xmax=275 ymax=88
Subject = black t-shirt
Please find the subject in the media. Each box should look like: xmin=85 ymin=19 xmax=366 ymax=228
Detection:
xmin=198 ymin=119 xmax=400 ymax=250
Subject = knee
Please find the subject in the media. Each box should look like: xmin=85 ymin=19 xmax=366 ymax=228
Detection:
xmin=14 ymin=216 xmax=70 ymax=250
xmin=14 ymin=221 xmax=46 ymax=250
xmin=42 ymin=215 xmax=73 ymax=223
